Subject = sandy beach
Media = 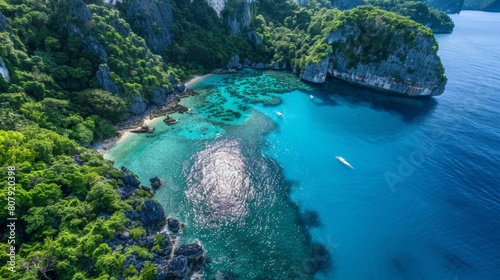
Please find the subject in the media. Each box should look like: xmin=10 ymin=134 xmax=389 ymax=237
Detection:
xmin=93 ymin=74 xmax=211 ymax=155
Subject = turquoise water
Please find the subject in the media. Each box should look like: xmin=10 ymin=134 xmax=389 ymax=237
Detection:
xmin=105 ymin=11 xmax=500 ymax=280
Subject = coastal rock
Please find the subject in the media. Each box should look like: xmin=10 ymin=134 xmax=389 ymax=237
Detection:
xmin=150 ymin=176 xmax=164 ymax=190
xmin=174 ymin=242 xmax=204 ymax=261
xmin=302 ymin=7 xmax=446 ymax=96
xmin=271 ymin=61 xmax=287 ymax=70
xmin=243 ymin=58 xmax=251 ymax=68
xmin=151 ymin=87 xmax=171 ymax=106
xmin=121 ymin=166 xmax=141 ymax=188
xmin=167 ymin=256 xmax=189 ymax=278
xmin=140 ymin=199 xmax=167 ymax=231
xmin=167 ymin=218 xmax=181 ymax=232
xmin=125 ymin=0 xmax=174 ymax=54
xmin=226 ymin=54 xmax=241 ymax=69
xmin=300 ymin=57 xmax=329 ymax=84
xmin=252 ymin=62 xmax=269 ymax=70
xmin=128 ymin=95 xmax=148 ymax=115
xmin=174 ymin=83 xmax=186 ymax=93
xmin=117 ymin=184 xmax=139 ymax=199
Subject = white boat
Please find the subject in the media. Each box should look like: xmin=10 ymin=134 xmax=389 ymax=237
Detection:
xmin=276 ymin=111 xmax=284 ymax=118
xmin=336 ymin=156 xmax=354 ymax=169
xmin=310 ymin=95 xmax=314 ymax=100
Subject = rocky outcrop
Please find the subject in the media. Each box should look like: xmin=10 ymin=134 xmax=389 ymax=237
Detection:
xmin=56 ymin=0 xmax=108 ymax=61
xmin=124 ymin=0 xmax=174 ymax=54
xmin=0 ymin=10 xmax=11 ymax=33
xmin=0 ymin=57 xmax=10 ymax=83
xmin=96 ymin=64 xmax=120 ymax=94
xmin=96 ymin=64 xmax=147 ymax=114
xmin=150 ymin=176 xmax=164 ymax=189
xmin=226 ymin=54 xmax=242 ymax=69
xmin=301 ymin=7 xmax=446 ymax=96
xmin=464 ymin=0 xmax=500 ymax=11
xmin=301 ymin=57 xmax=329 ymax=84
xmin=167 ymin=218 xmax=181 ymax=232
xmin=247 ymin=30 xmax=263 ymax=46
xmin=224 ymin=1 xmax=252 ymax=35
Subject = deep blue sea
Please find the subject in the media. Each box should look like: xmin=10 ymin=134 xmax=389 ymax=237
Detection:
xmin=105 ymin=11 xmax=500 ymax=280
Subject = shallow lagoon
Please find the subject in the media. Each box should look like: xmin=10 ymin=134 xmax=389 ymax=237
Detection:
xmin=106 ymin=11 xmax=500 ymax=280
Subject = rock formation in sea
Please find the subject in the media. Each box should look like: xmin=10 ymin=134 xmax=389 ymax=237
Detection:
xmin=301 ymin=6 xmax=447 ymax=96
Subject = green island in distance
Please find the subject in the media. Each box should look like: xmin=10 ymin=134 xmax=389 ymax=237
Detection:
xmin=0 ymin=0 xmax=493 ymax=279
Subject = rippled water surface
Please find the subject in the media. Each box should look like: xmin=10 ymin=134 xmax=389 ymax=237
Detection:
xmin=106 ymin=12 xmax=500 ymax=280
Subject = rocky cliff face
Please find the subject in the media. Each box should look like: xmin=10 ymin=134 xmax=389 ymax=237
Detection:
xmin=0 ymin=10 xmax=11 ymax=33
xmin=224 ymin=1 xmax=252 ymax=35
xmin=56 ymin=0 xmax=108 ymax=61
xmin=464 ymin=0 xmax=500 ymax=11
xmin=96 ymin=64 xmax=147 ymax=114
xmin=0 ymin=12 xmax=11 ymax=83
xmin=204 ymin=0 xmax=254 ymax=34
xmin=301 ymin=16 xmax=446 ymax=96
xmin=124 ymin=0 xmax=174 ymax=54
xmin=301 ymin=57 xmax=329 ymax=83
xmin=0 ymin=56 xmax=10 ymax=83
xmin=206 ymin=0 xmax=227 ymax=16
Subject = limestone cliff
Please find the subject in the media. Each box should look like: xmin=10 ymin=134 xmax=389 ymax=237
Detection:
xmin=0 ymin=12 xmax=11 ymax=83
xmin=301 ymin=6 xmax=446 ymax=96
xmin=124 ymin=0 xmax=174 ymax=54
xmin=205 ymin=0 xmax=254 ymax=34
xmin=0 ymin=56 xmax=9 ymax=83
xmin=0 ymin=10 xmax=11 ymax=33
xmin=53 ymin=0 xmax=108 ymax=61
xmin=464 ymin=0 xmax=500 ymax=11
xmin=224 ymin=0 xmax=252 ymax=35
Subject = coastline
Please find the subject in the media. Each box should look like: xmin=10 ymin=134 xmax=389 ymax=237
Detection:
xmin=93 ymin=74 xmax=211 ymax=155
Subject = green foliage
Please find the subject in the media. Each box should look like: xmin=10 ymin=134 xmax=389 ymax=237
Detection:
xmin=71 ymin=88 xmax=128 ymax=123
xmin=0 ymin=127 xmax=150 ymax=279
xmin=365 ymin=0 xmax=454 ymax=33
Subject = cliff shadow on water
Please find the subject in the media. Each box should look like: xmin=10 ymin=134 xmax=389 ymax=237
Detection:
xmin=320 ymin=78 xmax=439 ymax=124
